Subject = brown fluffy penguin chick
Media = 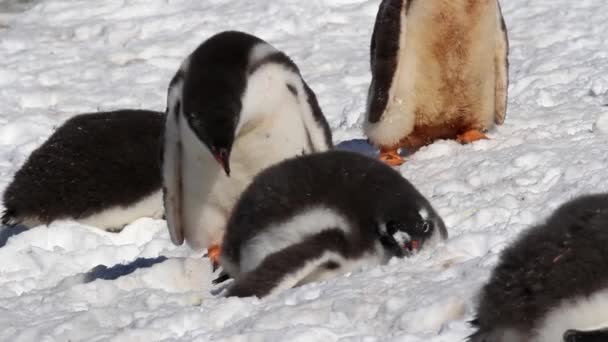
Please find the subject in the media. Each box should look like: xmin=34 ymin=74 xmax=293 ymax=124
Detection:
xmin=365 ymin=0 xmax=509 ymax=166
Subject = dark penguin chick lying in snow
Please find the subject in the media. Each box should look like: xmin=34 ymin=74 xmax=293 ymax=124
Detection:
xmin=2 ymin=110 xmax=164 ymax=231
xmin=469 ymin=193 xmax=608 ymax=342
xmin=219 ymin=150 xmax=448 ymax=298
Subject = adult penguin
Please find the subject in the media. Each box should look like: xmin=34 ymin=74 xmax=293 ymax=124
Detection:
xmin=162 ymin=31 xmax=333 ymax=263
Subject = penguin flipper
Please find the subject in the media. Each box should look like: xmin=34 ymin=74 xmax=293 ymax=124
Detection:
xmin=367 ymin=0 xmax=408 ymax=124
xmin=162 ymin=105 xmax=185 ymax=246
xmin=301 ymin=81 xmax=334 ymax=150
xmin=494 ymin=0 xmax=509 ymax=125
xmin=227 ymin=228 xmax=347 ymax=298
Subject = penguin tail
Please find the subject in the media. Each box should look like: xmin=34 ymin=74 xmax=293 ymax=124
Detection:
xmin=466 ymin=330 xmax=488 ymax=342
xmin=1 ymin=207 xmax=19 ymax=227
xmin=466 ymin=325 xmax=526 ymax=342
xmin=465 ymin=318 xmax=492 ymax=342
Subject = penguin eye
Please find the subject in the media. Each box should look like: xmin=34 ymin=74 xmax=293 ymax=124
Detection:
xmin=420 ymin=221 xmax=431 ymax=234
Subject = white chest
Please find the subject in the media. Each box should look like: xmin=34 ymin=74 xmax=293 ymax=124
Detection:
xmin=179 ymin=106 xmax=313 ymax=251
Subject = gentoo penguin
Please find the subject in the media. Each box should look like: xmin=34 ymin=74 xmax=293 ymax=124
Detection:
xmin=2 ymin=110 xmax=164 ymax=231
xmin=162 ymin=31 xmax=333 ymax=262
xmin=469 ymin=194 xmax=608 ymax=342
xmin=219 ymin=150 xmax=448 ymax=298
xmin=365 ymin=0 xmax=509 ymax=165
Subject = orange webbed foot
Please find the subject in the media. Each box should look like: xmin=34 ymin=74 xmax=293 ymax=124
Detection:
xmin=207 ymin=245 xmax=222 ymax=271
xmin=379 ymin=148 xmax=405 ymax=166
xmin=457 ymin=130 xmax=489 ymax=144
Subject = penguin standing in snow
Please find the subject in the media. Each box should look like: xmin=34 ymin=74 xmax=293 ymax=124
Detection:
xmin=365 ymin=0 xmax=509 ymax=165
xmin=162 ymin=31 xmax=333 ymax=262
xmin=2 ymin=110 xmax=165 ymax=231
xmin=219 ymin=150 xmax=448 ymax=298
xmin=469 ymin=194 xmax=608 ymax=342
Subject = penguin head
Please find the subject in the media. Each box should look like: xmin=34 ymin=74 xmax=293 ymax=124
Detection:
xmin=177 ymin=32 xmax=264 ymax=177
xmin=376 ymin=204 xmax=447 ymax=258
xmin=182 ymin=95 xmax=239 ymax=176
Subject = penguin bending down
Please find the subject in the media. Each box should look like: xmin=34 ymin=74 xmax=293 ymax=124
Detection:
xmin=2 ymin=110 xmax=164 ymax=231
xmin=162 ymin=31 xmax=333 ymax=262
xmin=365 ymin=0 xmax=509 ymax=166
xmin=469 ymin=194 xmax=608 ymax=342
xmin=219 ymin=150 xmax=448 ymax=298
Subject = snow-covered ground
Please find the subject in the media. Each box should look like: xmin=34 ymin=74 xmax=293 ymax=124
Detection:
xmin=1 ymin=0 xmax=608 ymax=341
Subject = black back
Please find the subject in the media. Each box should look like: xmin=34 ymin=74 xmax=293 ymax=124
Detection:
xmin=470 ymin=194 xmax=608 ymax=341
xmin=2 ymin=110 xmax=164 ymax=226
xmin=221 ymin=150 xmax=445 ymax=266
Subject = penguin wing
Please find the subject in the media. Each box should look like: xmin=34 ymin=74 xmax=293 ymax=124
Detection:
xmin=494 ymin=0 xmax=509 ymax=125
xmin=301 ymin=81 xmax=334 ymax=150
xmin=161 ymin=109 xmax=184 ymax=246
xmin=227 ymin=228 xmax=348 ymax=298
xmin=367 ymin=0 xmax=408 ymax=124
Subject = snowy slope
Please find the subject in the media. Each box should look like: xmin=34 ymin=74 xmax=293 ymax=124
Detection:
xmin=1 ymin=0 xmax=608 ymax=341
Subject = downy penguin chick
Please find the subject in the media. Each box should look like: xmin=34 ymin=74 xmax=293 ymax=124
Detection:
xmin=220 ymin=150 xmax=448 ymax=298
xmin=469 ymin=194 xmax=608 ymax=342
xmin=365 ymin=0 xmax=509 ymax=165
xmin=162 ymin=31 xmax=333 ymax=262
xmin=2 ymin=110 xmax=164 ymax=231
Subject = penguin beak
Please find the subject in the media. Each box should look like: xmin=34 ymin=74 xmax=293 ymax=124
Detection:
xmin=404 ymin=239 xmax=421 ymax=253
xmin=213 ymin=148 xmax=231 ymax=176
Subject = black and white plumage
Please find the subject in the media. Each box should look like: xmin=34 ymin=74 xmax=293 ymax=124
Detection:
xmin=162 ymin=31 xmax=333 ymax=251
xmin=469 ymin=194 xmax=608 ymax=342
xmin=2 ymin=110 xmax=165 ymax=231
xmin=219 ymin=150 xmax=448 ymax=298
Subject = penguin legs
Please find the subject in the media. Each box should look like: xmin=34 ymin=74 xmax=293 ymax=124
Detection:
xmin=456 ymin=130 xmax=489 ymax=144
xmin=564 ymin=328 xmax=608 ymax=342
xmin=207 ymin=244 xmax=222 ymax=270
xmin=379 ymin=147 xmax=405 ymax=166
xmin=227 ymin=229 xmax=347 ymax=298
xmin=378 ymin=127 xmax=488 ymax=166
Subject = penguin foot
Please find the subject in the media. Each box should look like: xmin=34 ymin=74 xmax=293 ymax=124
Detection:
xmin=457 ymin=130 xmax=488 ymax=144
xmin=212 ymin=271 xmax=231 ymax=285
xmin=564 ymin=328 xmax=608 ymax=342
xmin=207 ymin=245 xmax=222 ymax=271
xmin=379 ymin=149 xmax=405 ymax=166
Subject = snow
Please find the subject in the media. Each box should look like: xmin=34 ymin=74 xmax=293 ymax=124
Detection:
xmin=1 ymin=0 xmax=608 ymax=341
xmin=594 ymin=111 xmax=608 ymax=134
